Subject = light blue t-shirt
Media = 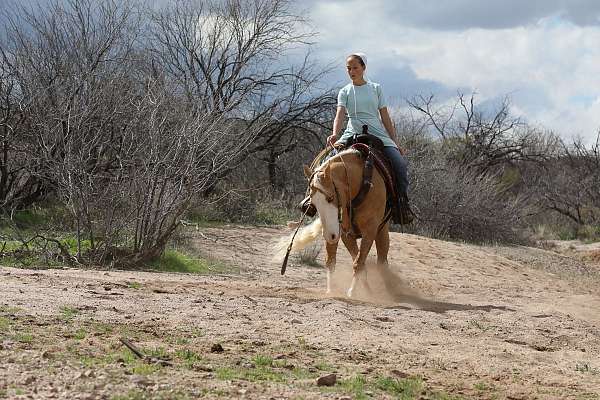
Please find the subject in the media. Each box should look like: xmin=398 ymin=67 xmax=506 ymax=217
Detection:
xmin=336 ymin=81 xmax=397 ymax=148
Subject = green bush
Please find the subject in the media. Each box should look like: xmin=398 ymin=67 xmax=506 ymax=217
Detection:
xmin=147 ymin=250 xmax=236 ymax=275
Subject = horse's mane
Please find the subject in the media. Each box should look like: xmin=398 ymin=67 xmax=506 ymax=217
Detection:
xmin=312 ymin=148 xmax=361 ymax=173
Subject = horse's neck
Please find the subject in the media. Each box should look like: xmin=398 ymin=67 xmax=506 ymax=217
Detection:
xmin=329 ymin=154 xmax=363 ymax=199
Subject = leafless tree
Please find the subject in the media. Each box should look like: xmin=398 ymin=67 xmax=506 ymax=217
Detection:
xmin=148 ymin=0 xmax=313 ymax=115
xmin=408 ymin=92 xmax=556 ymax=174
xmin=148 ymin=0 xmax=336 ymax=192
xmin=0 ymin=0 xmax=335 ymax=264
xmin=526 ymin=132 xmax=600 ymax=227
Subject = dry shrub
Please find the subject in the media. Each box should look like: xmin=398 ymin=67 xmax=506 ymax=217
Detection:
xmin=296 ymin=242 xmax=321 ymax=267
xmin=409 ymin=147 xmax=528 ymax=244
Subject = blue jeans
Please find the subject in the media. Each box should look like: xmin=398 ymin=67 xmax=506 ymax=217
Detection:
xmin=383 ymin=146 xmax=409 ymax=196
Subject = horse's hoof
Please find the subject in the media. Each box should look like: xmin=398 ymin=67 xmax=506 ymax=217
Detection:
xmin=346 ymin=288 xmax=354 ymax=298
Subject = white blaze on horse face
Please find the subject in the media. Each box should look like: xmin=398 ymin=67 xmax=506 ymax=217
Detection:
xmin=311 ymin=191 xmax=340 ymax=244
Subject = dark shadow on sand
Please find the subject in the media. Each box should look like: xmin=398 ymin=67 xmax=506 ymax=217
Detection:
xmin=386 ymin=296 xmax=515 ymax=314
xmin=327 ymin=261 xmax=516 ymax=314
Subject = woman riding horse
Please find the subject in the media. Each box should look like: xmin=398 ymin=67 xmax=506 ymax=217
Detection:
xmin=330 ymin=53 xmax=414 ymax=223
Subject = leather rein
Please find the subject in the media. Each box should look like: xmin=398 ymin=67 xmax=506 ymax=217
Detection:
xmin=308 ymin=171 xmax=343 ymax=224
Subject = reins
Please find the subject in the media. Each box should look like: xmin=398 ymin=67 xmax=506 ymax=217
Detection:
xmin=280 ymin=206 xmax=309 ymax=275
xmin=281 ymin=150 xmax=341 ymax=276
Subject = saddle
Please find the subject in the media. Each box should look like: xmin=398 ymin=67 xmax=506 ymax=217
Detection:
xmin=300 ymin=125 xmax=409 ymax=232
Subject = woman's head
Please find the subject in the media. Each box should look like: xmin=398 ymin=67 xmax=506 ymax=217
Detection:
xmin=346 ymin=53 xmax=367 ymax=84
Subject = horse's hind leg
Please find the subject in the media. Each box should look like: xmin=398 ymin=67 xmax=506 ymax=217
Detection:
xmin=324 ymin=241 xmax=338 ymax=294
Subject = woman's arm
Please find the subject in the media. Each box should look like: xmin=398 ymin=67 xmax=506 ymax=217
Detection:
xmin=379 ymin=107 xmax=406 ymax=154
xmin=379 ymin=107 xmax=397 ymax=143
xmin=327 ymin=106 xmax=346 ymax=147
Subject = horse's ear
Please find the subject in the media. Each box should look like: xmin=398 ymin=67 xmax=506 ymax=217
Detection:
xmin=303 ymin=165 xmax=312 ymax=179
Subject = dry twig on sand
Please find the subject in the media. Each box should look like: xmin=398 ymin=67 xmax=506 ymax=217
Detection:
xmin=119 ymin=337 xmax=173 ymax=367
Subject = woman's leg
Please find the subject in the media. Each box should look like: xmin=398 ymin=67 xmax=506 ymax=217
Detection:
xmin=382 ymin=146 xmax=409 ymax=195
xmin=382 ymin=146 xmax=414 ymax=224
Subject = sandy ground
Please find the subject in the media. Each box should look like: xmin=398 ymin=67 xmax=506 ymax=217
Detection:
xmin=1 ymin=225 xmax=600 ymax=400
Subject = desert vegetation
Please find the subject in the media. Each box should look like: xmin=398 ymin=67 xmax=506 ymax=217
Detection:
xmin=0 ymin=0 xmax=599 ymax=264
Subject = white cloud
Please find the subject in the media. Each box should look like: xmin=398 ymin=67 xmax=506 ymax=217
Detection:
xmin=310 ymin=1 xmax=600 ymax=142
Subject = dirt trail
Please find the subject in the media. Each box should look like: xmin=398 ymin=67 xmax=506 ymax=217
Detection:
xmin=1 ymin=225 xmax=600 ymax=399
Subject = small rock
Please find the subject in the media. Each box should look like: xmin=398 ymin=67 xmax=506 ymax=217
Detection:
xmin=316 ymin=373 xmax=337 ymax=386
xmin=24 ymin=376 xmax=36 ymax=384
xmin=62 ymin=287 xmax=68 ymax=291
xmin=375 ymin=316 xmax=392 ymax=322
xmin=193 ymin=365 xmax=213 ymax=372
xmin=290 ymin=319 xmax=302 ymax=324
xmin=210 ymin=343 xmax=224 ymax=353
xmin=84 ymin=370 xmax=95 ymax=378
xmin=130 ymin=375 xmax=153 ymax=386
xmin=104 ymin=286 xmax=112 ymax=291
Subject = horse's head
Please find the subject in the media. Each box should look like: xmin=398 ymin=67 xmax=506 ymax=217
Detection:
xmin=303 ymin=164 xmax=340 ymax=244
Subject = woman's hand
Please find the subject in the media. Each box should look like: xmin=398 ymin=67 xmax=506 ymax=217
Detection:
xmin=327 ymin=134 xmax=337 ymax=147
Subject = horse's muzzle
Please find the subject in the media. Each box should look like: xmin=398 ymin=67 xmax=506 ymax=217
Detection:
xmin=299 ymin=196 xmax=317 ymax=217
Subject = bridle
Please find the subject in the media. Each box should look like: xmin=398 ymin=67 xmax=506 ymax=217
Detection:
xmin=307 ymin=169 xmax=343 ymax=224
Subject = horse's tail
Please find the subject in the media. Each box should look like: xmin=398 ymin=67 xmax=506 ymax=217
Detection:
xmin=273 ymin=218 xmax=322 ymax=262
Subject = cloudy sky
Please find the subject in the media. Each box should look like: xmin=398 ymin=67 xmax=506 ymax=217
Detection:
xmin=300 ymin=0 xmax=600 ymax=141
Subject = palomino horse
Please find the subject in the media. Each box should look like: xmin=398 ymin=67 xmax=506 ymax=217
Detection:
xmin=294 ymin=147 xmax=390 ymax=297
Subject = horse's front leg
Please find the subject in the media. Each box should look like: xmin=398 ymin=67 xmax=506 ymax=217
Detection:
xmin=324 ymin=240 xmax=338 ymax=294
xmin=347 ymin=234 xmax=376 ymax=298
xmin=341 ymin=232 xmax=359 ymax=259
xmin=375 ymin=223 xmax=390 ymax=266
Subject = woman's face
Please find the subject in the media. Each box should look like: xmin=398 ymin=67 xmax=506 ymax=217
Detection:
xmin=346 ymin=57 xmax=365 ymax=82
